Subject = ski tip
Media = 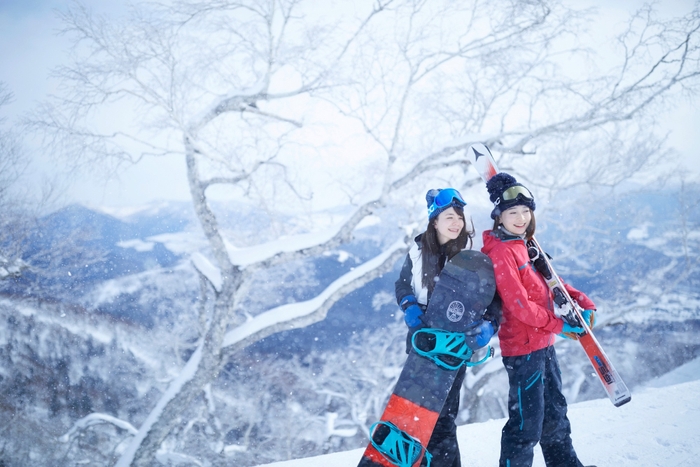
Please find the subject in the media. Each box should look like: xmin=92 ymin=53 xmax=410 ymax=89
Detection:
xmin=466 ymin=143 xmax=499 ymax=182
xmin=466 ymin=143 xmax=491 ymax=164
xmin=613 ymin=395 xmax=631 ymax=408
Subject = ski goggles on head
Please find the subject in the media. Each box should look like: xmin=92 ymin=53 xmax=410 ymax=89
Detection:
xmin=496 ymin=185 xmax=533 ymax=204
xmin=427 ymin=188 xmax=466 ymax=216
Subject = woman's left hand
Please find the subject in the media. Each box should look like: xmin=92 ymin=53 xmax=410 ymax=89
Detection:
xmin=466 ymin=320 xmax=495 ymax=349
xmin=581 ymin=309 xmax=596 ymax=328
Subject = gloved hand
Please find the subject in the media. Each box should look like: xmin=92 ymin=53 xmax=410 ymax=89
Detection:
xmin=559 ymin=321 xmax=584 ymax=340
xmin=473 ymin=321 xmax=495 ymax=349
xmin=582 ymin=309 xmax=596 ymax=329
xmin=400 ymin=295 xmax=427 ymax=353
xmin=463 ymin=320 xmax=495 ymax=349
xmin=400 ymin=295 xmax=425 ymax=328
xmin=404 ymin=304 xmax=425 ymax=328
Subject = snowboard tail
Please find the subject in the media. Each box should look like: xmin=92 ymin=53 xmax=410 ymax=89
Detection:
xmin=360 ymin=393 xmax=439 ymax=467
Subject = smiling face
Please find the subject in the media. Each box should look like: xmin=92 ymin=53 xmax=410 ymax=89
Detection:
xmin=500 ymin=205 xmax=532 ymax=236
xmin=433 ymin=207 xmax=465 ymax=245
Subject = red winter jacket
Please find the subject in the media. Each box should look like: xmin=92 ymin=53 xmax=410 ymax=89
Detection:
xmin=481 ymin=229 xmax=596 ymax=357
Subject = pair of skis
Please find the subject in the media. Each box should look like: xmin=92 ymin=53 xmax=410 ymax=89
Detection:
xmin=467 ymin=143 xmax=631 ymax=408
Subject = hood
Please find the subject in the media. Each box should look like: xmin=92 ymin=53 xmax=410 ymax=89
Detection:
xmin=413 ymin=233 xmax=423 ymax=249
xmin=481 ymin=230 xmax=500 ymax=255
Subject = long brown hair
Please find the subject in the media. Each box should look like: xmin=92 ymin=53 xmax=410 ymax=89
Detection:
xmin=421 ymin=205 xmax=474 ymax=293
xmin=492 ymin=209 xmax=537 ymax=240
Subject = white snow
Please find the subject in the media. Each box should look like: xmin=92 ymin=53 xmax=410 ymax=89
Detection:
xmin=324 ymin=249 xmax=352 ymax=263
xmin=355 ymin=215 xmax=382 ymax=230
xmin=220 ymin=208 xmax=377 ymax=267
xmin=626 ymin=223 xmax=650 ymax=240
xmin=643 ymin=357 xmax=700 ymax=389
xmin=148 ymin=232 xmax=208 ymax=255
xmin=223 ymin=227 xmax=341 ymax=267
xmin=254 ymin=358 xmax=700 ymax=467
xmin=117 ymin=239 xmax=155 ymax=252
xmin=191 ymin=252 xmax=223 ymax=291
xmin=146 ymin=208 xmax=373 ymax=267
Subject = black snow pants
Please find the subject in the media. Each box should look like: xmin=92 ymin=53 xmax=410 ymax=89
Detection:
xmin=499 ymin=345 xmax=584 ymax=467
xmin=422 ymin=365 xmax=467 ymax=467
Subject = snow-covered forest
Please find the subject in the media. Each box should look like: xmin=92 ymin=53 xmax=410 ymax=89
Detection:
xmin=0 ymin=0 xmax=699 ymax=466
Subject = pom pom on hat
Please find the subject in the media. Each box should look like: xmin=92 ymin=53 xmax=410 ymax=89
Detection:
xmin=486 ymin=173 xmax=518 ymax=203
xmin=485 ymin=172 xmax=536 ymax=219
xmin=425 ymin=189 xmax=440 ymax=208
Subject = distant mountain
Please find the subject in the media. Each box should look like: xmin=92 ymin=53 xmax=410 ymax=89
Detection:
xmin=3 ymin=185 xmax=698 ymax=340
xmin=1 ymin=201 xmax=404 ymax=333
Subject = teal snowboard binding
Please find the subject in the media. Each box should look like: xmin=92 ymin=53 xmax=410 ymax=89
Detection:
xmin=369 ymin=420 xmax=432 ymax=467
xmin=412 ymin=328 xmax=492 ymax=370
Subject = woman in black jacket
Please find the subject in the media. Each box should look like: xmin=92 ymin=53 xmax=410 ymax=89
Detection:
xmin=394 ymin=188 xmax=501 ymax=467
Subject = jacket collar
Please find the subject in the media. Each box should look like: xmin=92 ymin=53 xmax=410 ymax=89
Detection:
xmin=494 ymin=225 xmax=526 ymax=243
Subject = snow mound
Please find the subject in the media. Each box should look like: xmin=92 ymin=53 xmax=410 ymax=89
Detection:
xmin=256 ymin=360 xmax=700 ymax=467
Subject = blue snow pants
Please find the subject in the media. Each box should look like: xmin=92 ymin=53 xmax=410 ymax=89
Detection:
xmin=499 ymin=345 xmax=584 ymax=467
xmin=422 ymin=365 xmax=467 ymax=467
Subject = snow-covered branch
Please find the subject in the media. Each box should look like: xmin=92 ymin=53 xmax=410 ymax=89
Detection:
xmin=222 ymin=237 xmax=408 ymax=350
xmin=243 ymin=202 xmax=380 ymax=271
xmin=59 ymin=413 xmax=139 ymax=443
xmin=115 ymin=343 xmax=203 ymax=467
xmin=191 ymin=252 xmax=222 ymax=292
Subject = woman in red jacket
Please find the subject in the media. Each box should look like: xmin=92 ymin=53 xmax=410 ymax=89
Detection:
xmin=480 ymin=173 xmax=597 ymax=467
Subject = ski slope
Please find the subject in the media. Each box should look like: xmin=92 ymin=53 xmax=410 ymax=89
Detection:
xmin=257 ymin=358 xmax=700 ymax=467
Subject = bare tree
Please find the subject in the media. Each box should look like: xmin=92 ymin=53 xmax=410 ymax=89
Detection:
xmin=0 ymin=83 xmax=32 ymax=280
xmin=30 ymin=0 xmax=700 ymax=464
xmin=0 ymin=83 xmax=106 ymax=296
xmin=35 ymin=1 xmax=407 ymax=464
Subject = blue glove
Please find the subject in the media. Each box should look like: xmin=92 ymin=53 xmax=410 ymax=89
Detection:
xmin=582 ymin=309 xmax=596 ymax=328
xmin=404 ymin=304 xmax=424 ymax=328
xmin=464 ymin=320 xmax=495 ymax=349
xmin=562 ymin=322 xmax=584 ymax=334
xmin=474 ymin=321 xmax=495 ymax=348
xmin=560 ymin=322 xmax=584 ymax=340
xmin=400 ymin=295 xmax=425 ymax=328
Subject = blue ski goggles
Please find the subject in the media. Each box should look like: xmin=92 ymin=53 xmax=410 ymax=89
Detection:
xmin=496 ymin=185 xmax=533 ymax=204
xmin=427 ymin=188 xmax=466 ymax=217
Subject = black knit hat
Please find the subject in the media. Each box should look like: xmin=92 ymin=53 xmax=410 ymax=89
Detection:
xmin=485 ymin=173 xmax=536 ymax=219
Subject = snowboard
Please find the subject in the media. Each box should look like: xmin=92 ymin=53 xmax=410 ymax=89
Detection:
xmin=357 ymin=250 xmax=497 ymax=467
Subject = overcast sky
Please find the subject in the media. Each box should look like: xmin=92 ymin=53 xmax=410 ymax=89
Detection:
xmin=1 ymin=0 xmax=698 ymax=209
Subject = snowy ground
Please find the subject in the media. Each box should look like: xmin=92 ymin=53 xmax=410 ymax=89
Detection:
xmin=257 ymin=358 xmax=700 ymax=467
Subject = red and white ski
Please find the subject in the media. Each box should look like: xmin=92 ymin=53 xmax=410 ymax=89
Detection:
xmin=467 ymin=143 xmax=631 ymax=407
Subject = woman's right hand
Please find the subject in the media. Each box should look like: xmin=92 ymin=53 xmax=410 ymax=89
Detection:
xmin=403 ymin=304 xmax=425 ymax=328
